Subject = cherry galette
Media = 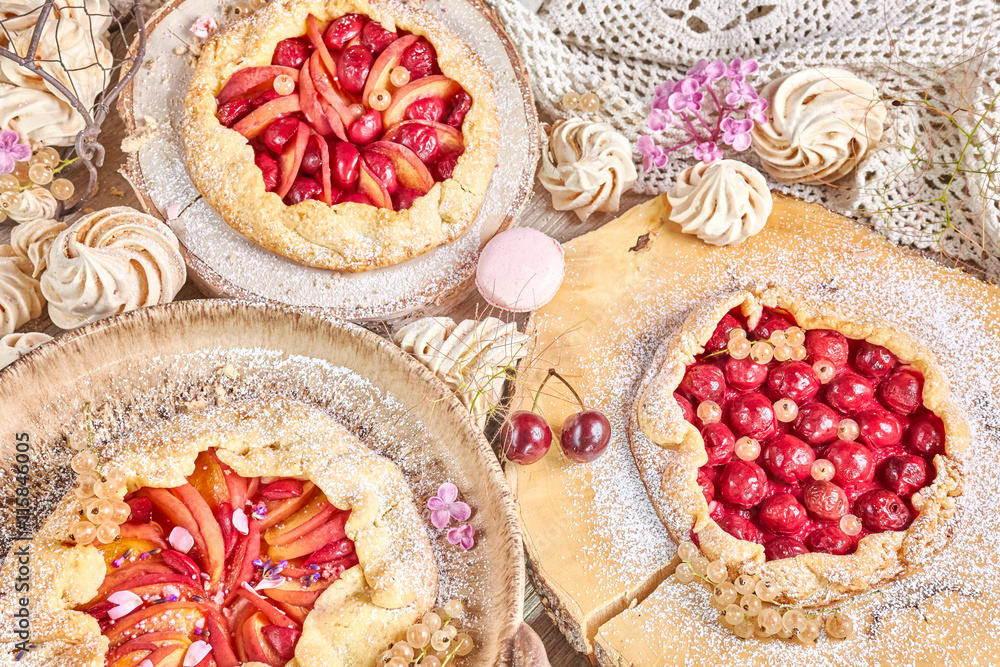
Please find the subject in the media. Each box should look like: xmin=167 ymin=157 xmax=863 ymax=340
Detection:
xmin=634 ymin=289 xmax=967 ymax=603
xmin=184 ymin=0 xmax=498 ymax=272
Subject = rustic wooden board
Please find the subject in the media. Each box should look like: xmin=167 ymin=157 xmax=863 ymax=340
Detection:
xmin=508 ymin=192 xmax=1000 ymax=665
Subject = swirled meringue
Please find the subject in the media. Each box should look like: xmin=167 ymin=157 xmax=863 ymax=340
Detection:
xmin=750 ymin=67 xmax=887 ymax=184
xmin=395 ymin=316 xmax=529 ymax=427
xmin=11 ymin=218 xmax=68 ymax=277
xmin=667 ymin=160 xmax=773 ymax=246
xmin=0 ymin=251 xmax=44 ymax=336
xmin=41 ymin=206 xmax=187 ymax=329
xmin=0 ymin=331 xmax=53 ymax=369
xmin=6 ymin=186 xmax=58 ymax=223
xmin=0 ymin=0 xmax=112 ymax=36
xmin=539 ymin=118 xmax=637 ymax=221
xmin=0 ymin=83 xmax=86 ymax=147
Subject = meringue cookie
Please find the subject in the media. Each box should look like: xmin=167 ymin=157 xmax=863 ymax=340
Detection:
xmin=0 ymin=252 xmax=44 ymax=336
xmin=395 ymin=316 xmax=529 ymax=427
xmin=41 ymin=206 xmax=187 ymax=329
xmin=6 ymin=186 xmax=58 ymax=223
xmin=0 ymin=83 xmax=86 ymax=147
xmin=11 ymin=218 xmax=68 ymax=277
xmin=476 ymin=228 xmax=565 ymax=312
xmin=750 ymin=67 xmax=887 ymax=184
xmin=667 ymin=160 xmax=773 ymax=246
xmin=539 ymin=118 xmax=637 ymax=221
xmin=0 ymin=331 xmax=53 ymax=369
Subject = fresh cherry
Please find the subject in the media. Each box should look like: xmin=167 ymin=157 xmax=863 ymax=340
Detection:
xmin=446 ymin=91 xmax=472 ymax=127
xmin=704 ymin=313 xmax=742 ymax=353
xmin=395 ymin=122 xmax=440 ymax=164
xmin=879 ymin=369 xmax=924 ymax=415
xmin=762 ymin=434 xmax=816 ymax=484
xmin=341 ymin=192 xmax=373 ymax=205
xmin=697 ymin=470 xmax=715 ymax=502
xmin=805 ymin=329 xmax=849 ymax=367
xmin=702 ymin=422 xmax=736 ymax=466
xmin=879 ymin=454 xmax=929 ymax=499
xmin=362 ymin=151 xmax=398 ymax=194
xmin=802 ymin=480 xmax=849 ymax=521
xmin=758 ymin=493 xmax=808 ymax=534
xmin=401 ymin=38 xmax=437 ymax=79
xmin=856 ymin=489 xmax=912 ymax=531
xmin=805 ymin=526 xmax=853 ymax=555
xmin=263 ymin=626 xmax=301 ymax=661
xmin=393 ymin=187 xmax=422 ymax=211
xmin=856 ymin=408 xmax=903 ymax=448
xmin=500 ymin=410 xmax=552 ymax=465
xmin=825 ymin=372 xmax=874 ymax=414
xmin=561 ymin=410 xmax=612 ymax=463
xmin=331 ymin=141 xmax=360 ymax=190
xmin=767 ymin=361 xmax=820 ymax=403
xmin=405 ymin=97 xmax=449 ymax=123
xmin=250 ymin=88 xmax=280 ymax=108
xmin=724 ymin=355 xmax=769 ymax=391
xmin=726 ymin=392 xmax=776 ymax=440
xmin=263 ymin=117 xmax=300 ymax=153
xmin=434 ymin=151 xmax=461 ymax=181
xmin=717 ymin=460 xmax=768 ymax=509
xmin=300 ymin=137 xmax=324 ymax=177
xmin=126 ymin=496 xmax=153 ymax=524
xmin=752 ymin=311 xmax=795 ymax=339
xmin=272 ymin=37 xmax=311 ymax=68
xmin=337 ymin=44 xmax=375 ymax=94
xmin=360 ymin=21 xmax=397 ymax=54
xmin=349 ymin=109 xmax=382 ymax=144
xmin=323 ymin=14 xmax=364 ymax=51
xmin=254 ymin=151 xmax=279 ymax=192
xmin=824 ymin=439 xmax=874 ymax=487
xmin=679 ymin=363 xmax=726 ymax=405
xmin=674 ymin=393 xmax=695 ymax=423
xmin=907 ymin=412 xmax=945 ymax=456
xmin=853 ymin=341 xmax=897 ymax=378
xmin=765 ymin=536 xmax=809 ymax=560
xmin=793 ymin=401 xmax=839 ymax=444
xmin=717 ymin=513 xmax=762 ymax=543
xmin=217 ymin=98 xmax=251 ymax=127
xmin=285 ymin=176 xmax=323 ymax=205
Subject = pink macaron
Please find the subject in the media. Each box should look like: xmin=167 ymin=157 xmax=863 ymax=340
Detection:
xmin=475 ymin=228 xmax=565 ymax=312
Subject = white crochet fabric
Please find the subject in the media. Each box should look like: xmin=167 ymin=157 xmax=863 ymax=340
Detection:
xmin=490 ymin=0 xmax=1000 ymax=276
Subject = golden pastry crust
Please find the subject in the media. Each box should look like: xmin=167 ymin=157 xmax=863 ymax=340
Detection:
xmin=632 ymin=287 xmax=968 ymax=605
xmin=183 ymin=0 xmax=499 ymax=272
xmin=0 ymin=398 xmax=437 ymax=667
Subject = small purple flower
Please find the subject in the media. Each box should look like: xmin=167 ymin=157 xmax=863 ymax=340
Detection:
xmin=636 ymin=136 xmax=668 ymax=172
xmin=0 ymin=130 xmax=31 ymax=174
xmin=667 ymin=78 xmax=704 ymax=113
xmin=720 ymin=117 xmax=754 ymax=151
xmin=648 ymin=108 xmax=672 ymax=132
xmin=693 ymin=141 xmax=723 ymax=163
xmin=725 ymin=78 xmax=759 ymax=107
xmin=251 ymin=504 xmax=267 ymax=520
xmin=446 ymin=524 xmax=475 ymax=550
xmin=725 ymin=57 xmax=759 ymax=80
xmin=746 ymin=98 xmax=769 ymax=125
xmin=427 ymin=483 xmax=471 ymax=530
xmin=653 ymin=80 xmax=675 ymax=99
xmin=688 ymin=59 xmax=727 ymax=85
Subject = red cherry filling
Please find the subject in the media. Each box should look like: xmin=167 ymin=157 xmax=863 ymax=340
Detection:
xmin=217 ymin=13 xmax=470 ymax=212
xmin=679 ymin=307 xmax=943 ymax=560
xmin=76 ymin=449 xmax=358 ymax=667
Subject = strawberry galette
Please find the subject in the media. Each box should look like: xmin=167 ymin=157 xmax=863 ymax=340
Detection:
xmin=633 ymin=288 xmax=968 ymax=604
xmin=9 ymin=399 xmax=437 ymax=666
xmin=183 ymin=0 xmax=499 ymax=272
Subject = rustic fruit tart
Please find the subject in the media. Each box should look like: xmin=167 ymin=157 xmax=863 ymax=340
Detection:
xmin=183 ymin=0 xmax=499 ymax=272
xmin=17 ymin=399 xmax=437 ymax=666
xmin=634 ymin=288 xmax=968 ymax=604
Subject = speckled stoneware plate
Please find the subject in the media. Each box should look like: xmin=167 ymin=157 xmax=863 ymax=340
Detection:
xmin=0 ymin=299 xmax=524 ymax=665
xmin=117 ymin=0 xmax=539 ymax=321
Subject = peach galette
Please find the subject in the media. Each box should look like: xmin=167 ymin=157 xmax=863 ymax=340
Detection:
xmin=183 ymin=0 xmax=499 ymax=272
xmin=9 ymin=399 xmax=436 ymax=666
xmin=633 ymin=289 xmax=967 ymax=604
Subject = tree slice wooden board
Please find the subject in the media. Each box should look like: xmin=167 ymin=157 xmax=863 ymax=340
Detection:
xmin=117 ymin=0 xmax=538 ymax=321
xmin=507 ymin=192 xmax=1000 ymax=665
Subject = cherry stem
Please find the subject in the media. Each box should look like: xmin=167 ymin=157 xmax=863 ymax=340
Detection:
xmin=530 ymin=368 xmax=585 ymax=413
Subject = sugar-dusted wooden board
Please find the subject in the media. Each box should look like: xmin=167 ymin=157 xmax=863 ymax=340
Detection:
xmin=508 ymin=192 xmax=1000 ymax=665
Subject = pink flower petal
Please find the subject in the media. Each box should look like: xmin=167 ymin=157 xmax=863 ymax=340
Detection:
xmin=255 ymin=576 xmax=284 ymax=591
xmin=169 ymin=526 xmax=194 ymax=554
xmin=450 ymin=501 xmax=471 ymax=522
xmin=107 ymin=590 xmax=142 ymax=619
xmin=460 ymin=533 xmax=475 ymax=550
xmin=427 ymin=496 xmax=446 ymax=512
xmin=232 ymin=508 xmax=249 ymax=535
xmin=138 ymin=661 xmax=154 ymax=667
xmin=431 ymin=508 xmax=452 ymax=530
xmin=165 ymin=204 xmax=181 ymax=221
xmin=438 ymin=482 xmax=459 ymax=504
xmin=183 ymin=640 xmax=212 ymax=667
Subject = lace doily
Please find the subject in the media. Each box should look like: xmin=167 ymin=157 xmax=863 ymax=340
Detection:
xmin=489 ymin=0 xmax=1000 ymax=277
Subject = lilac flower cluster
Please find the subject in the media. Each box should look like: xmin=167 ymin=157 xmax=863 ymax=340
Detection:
xmin=637 ymin=58 xmax=768 ymax=171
